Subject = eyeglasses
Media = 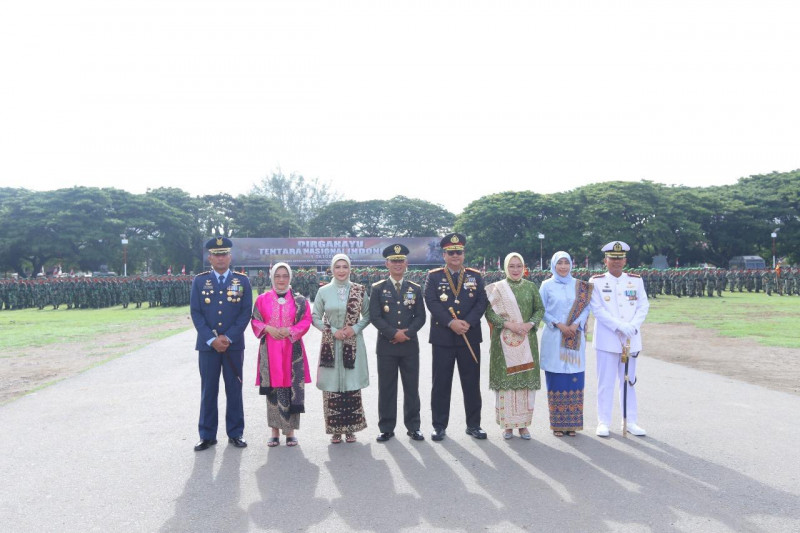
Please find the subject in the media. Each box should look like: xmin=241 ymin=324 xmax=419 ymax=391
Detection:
xmin=446 ymin=250 xmax=464 ymax=256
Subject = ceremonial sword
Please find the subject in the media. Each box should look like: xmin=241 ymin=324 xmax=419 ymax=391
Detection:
xmin=621 ymin=337 xmax=631 ymax=438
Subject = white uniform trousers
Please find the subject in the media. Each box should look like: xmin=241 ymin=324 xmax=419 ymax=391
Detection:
xmin=596 ymin=349 xmax=638 ymax=426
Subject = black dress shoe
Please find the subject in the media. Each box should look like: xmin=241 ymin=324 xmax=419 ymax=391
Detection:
xmin=194 ymin=439 xmax=217 ymax=451
xmin=465 ymin=427 xmax=488 ymax=439
xmin=431 ymin=428 xmax=446 ymax=441
xmin=407 ymin=430 xmax=425 ymax=441
xmin=228 ymin=436 xmax=248 ymax=448
xmin=376 ymin=432 xmax=395 ymax=442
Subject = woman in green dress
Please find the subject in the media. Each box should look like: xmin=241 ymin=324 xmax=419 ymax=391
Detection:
xmin=312 ymin=253 xmax=371 ymax=443
xmin=485 ymin=253 xmax=544 ymax=439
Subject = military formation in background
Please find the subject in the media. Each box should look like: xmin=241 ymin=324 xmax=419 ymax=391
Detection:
xmin=0 ymin=276 xmax=192 ymax=310
xmin=1 ymin=266 xmax=796 ymax=312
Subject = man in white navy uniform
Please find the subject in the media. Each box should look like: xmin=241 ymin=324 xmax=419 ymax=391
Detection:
xmin=588 ymin=241 xmax=650 ymax=437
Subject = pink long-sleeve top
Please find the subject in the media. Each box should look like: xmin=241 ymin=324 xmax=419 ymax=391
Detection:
xmin=251 ymin=289 xmax=312 ymax=387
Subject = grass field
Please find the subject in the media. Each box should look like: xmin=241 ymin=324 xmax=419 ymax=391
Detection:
xmin=2 ymin=291 xmax=798 ymax=352
xmin=646 ymin=291 xmax=800 ymax=349
xmin=0 ymin=305 xmax=192 ymax=351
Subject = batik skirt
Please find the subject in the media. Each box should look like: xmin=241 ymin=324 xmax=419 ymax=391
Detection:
xmin=545 ymin=371 xmax=584 ymax=432
xmin=267 ymin=388 xmax=301 ymax=433
xmin=322 ymin=390 xmax=367 ymax=434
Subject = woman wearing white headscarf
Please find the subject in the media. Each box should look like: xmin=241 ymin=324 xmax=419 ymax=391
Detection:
xmin=251 ymin=262 xmax=312 ymax=447
xmin=312 ymin=254 xmax=371 ymax=443
xmin=485 ymin=253 xmax=544 ymax=439
xmin=539 ymin=251 xmax=593 ymax=437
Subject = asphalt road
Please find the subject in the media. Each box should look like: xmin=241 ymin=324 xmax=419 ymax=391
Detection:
xmin=2 ymin=318 xmax=798 ymax=532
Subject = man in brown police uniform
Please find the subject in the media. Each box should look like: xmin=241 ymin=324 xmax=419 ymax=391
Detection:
xmin=423 ymin=233 xmax=489 ymax=441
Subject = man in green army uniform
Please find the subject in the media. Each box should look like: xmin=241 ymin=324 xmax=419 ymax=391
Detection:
xmin=254 ymin=270 xmax=267 ymax=295
xmin=705 ymin=269 xmax=716 ymax=297
xmin=762 ymin=269 xmax=774 ymax=296
xmin=370 ymin=244 xmax=427 ymax=442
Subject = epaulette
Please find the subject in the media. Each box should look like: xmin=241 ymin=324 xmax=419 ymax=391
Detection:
xmin=591 ymin=273 xmax=605 ymax=279
xmin=197 ymin=270 xmax=211 ymax=276
xmin=372 ymin=279 xmax=386 ymax=287
xmin=232 ymin=271 xmax=249 ymax=278
xmin=627 ymin=272 xmax=641 ymax=278
xmin=428 ymin=267 xmax=443 ymax=273
xmin=407 ymin=280 xmax=421 ymax=287
xmin=466 ymin=267 xmax=481 ymax=274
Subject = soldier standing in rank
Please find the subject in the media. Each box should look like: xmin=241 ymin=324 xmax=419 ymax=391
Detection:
xmin=589 ymin=241 xmax=650 ymax=438
xmin=424 ymin=233 xmax=489 ymax=441
xmin=370 ymin=244 xmax=427 ymax=442
xmin=190 ymin=237 xmax=253 ymax=452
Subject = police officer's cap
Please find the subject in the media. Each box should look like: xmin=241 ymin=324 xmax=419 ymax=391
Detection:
xmin=601 ymin=241 xmax=629 ymax=258
xmin=440 ymin=232 xmax=466 ymax=251
xmin=206 ymin=236 xmax=233 ymax=255
xmin=383 ymin=243 xmax=409 ymax=261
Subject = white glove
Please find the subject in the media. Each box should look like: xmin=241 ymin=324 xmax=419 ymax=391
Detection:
xmin=618 ymin=323 xmax=637 ymax=339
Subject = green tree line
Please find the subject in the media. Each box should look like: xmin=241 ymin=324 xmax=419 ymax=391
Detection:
xmin=1 ymin=170 xmax=797 ymax=277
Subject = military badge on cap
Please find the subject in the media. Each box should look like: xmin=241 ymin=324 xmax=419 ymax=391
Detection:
xmin=601 ymin=241 xmax=629 ymax=258
xmin=383 ymin=243 xmax=409 ymax=261
xmin=206 ymin=236 xmax=233 ymax=255
xmin=440 ymin=232 xmax=466 ymax=251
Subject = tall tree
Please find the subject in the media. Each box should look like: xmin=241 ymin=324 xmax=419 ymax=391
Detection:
xmin=250 ymin=169 xmax=341 ymax=229
xmin=308 ymin=198 xmax=454 ymax=238
xmin=233 ymin=194 xmax=303 ymax=238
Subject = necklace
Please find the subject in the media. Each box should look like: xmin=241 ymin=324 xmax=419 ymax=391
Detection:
xmin=444 ymin=268 xmax=465 ymax=304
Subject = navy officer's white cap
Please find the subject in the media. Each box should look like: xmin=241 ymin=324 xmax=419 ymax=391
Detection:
xmin=601 ymin=241 xmax=629 ymax=258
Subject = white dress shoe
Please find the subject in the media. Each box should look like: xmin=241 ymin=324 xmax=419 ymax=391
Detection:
xmin=625 ymin=422 xmax=646 ymax=436
xmin=595 ymin=423 xmax=610 ymax=437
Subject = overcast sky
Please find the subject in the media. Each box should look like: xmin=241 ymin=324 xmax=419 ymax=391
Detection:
xmin=2 ymin=1 xmax=798 ymax=214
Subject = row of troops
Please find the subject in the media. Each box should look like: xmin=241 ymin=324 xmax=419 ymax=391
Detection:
xmin=258 ymin=266 xmax=799 ymax=302
xmin=4 ymin=266 xmax=794 ymax=313
xmin=631 ymin=268 xmax=799 ymax=297
xmin=0 ymin=276 xmax=192 ymax=310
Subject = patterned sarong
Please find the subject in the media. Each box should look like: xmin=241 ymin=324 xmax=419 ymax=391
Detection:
xmin=546 ymin=371 xmax=584 ymax=432
xmin=266 ymin=392 xmax=300 ymax=433
xmin=323 ymin=390 xmax=367 ymax=434
xmin=495 ymin=388 xmax=536 ymax=429
xmin=486 ymin=280 xmax=534 ymax=375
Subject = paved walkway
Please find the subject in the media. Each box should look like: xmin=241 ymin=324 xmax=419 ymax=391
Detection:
xmin=2 ymin=319 xmax=799 ymax=532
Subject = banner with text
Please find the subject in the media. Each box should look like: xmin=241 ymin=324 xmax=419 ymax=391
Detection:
xmin=204 ymin=237 xmax=443 ymax=267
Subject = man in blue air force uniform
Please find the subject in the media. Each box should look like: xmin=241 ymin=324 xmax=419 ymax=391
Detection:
xmin=190 ymin=237 xmax=253 ymax=451
xmin=370 ymin=244 xmax=427 ymax=442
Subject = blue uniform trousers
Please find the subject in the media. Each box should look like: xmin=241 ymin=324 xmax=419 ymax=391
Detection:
xmin=198 ymin=349 xmax=244 ymax=440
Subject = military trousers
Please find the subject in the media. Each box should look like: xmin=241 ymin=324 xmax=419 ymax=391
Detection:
xmin=596 ymin=349 xmax=639 ymax=426
xmin=377 ymin=351 xmax=421 ymax=433
xmin=430 ymin=344 xmax=482 ymax=431
xmin=198 ymin=349 xmax=245 ymax=440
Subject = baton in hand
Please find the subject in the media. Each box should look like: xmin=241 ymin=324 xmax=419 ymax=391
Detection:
xmin=448 ymin=307 xmax=479 ymax=364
